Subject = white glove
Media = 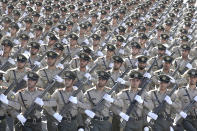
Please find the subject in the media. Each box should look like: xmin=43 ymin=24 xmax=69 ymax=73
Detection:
xmin=56 ymin=63 xmax=64 ymax=69
xmin=34 ymin=61 xmax=41 ymax=67
xmin=170 ymin=126 xmax=174 ymax=131
xmin=128 ymin=37 xmax=133 ymax=41
xmin=53 ymin=112 xmax=62 ymax=122
xmin=117 ymin=77 xmax=126 ymax=85
xmin=119 ymin=49 xmax=124 ymax=54
xmin=144 ymin=127 xmax=149 ymax=131
xmin=85 ymin=110 xmax=95 ymax=118
xmin=55 ymin=28 xmax=59 ymax=32
xmin=148 ymin=112 xmax=158 ymax=120
xmin=34 ymin=97 xmax=44 ymax=107
xmin=62 ymin=38 xmax=68 ymax=44
xmin=134 ymin=95 xmax=143 ymax=104
xmin=54 ymin=75 xmax=64 ymax=83
xmin=17 ymin=114 xmax=27 ymax=125
xmin=164 ymin=95 xmax=172 ymax=105
xmin=170 ymin=77 xmax=175 ymax=83
xmin=0 ymin=94 xmax=9 ymax=105
xmin=29 ymin=32 xmax=34 ymax=38
xmin=38 ymin=40 xmax=44 ymax=45
xmin=194 ymin=96 xmax=197 ymax=102
xmin=0 ymin=50 xmax=3 ymax=56
xmin=84 ymin=73 xmax=92 ymax=80
xmin=122 ymin=42 xmax=126 ymax=47
xmin=102 ymin=42 xmax=106 ymax=46
xmin=23 ymin=75 xmax=28 ymax=81
xmin=179 ymin=111 xmax=187 ymax=119
xmin=186 ymin=63 xmax=192 ymax=69
xmin=119 ymin=112 xmax=129 ymax=121
xmin=69 ymin=96 xmax=77 ymax=104
xmin=144 ymin=72 xmax=151 ymax=79
xmin=6 ymin=32 xmax=11 ymax=37
xmin=103 ymin=94 xmax=114 ymax=103
xmin=97 ymin=51 xmax=104 ymax=57
xmin=83 ymin=39 xmax=89 ymax=45
xmin=78 ymin=128 xmax=85 ymax=131
xmin=73 ymin=86 xmax=78 ymax=90
xmin=13 ymin=39 xmax=20 ymax=45
xmin=8 ymin=58 xmax=15 ymax=65
xmin=18 ymin=23 xmax=22 ymax=28
xmin=109 ymin=63 xmax=114 ymax=68
xmin=165 ymin=50 xmax=172 ymax=56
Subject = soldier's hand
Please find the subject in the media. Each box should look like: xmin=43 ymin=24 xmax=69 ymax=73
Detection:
xmin=69 ymin=96 xmax=77 ymax=104
xmin=194 ymin=96 xmax=197 ymax=102
xmin=179 ymin=111 xmax=187 ymax=119
xmin=103 ymin=94 xmax=114 ymax=103
xmin=34 ymin=97 xmax=44 ymax=107
xmin=17 ymin=114 xmax=27 ymax=125
xmin=134 ymin=95 xmax=143 ymax=104
xmin=117 ymin=77 xmax=126 ymax=84
xmin=148 ymin=112 xmax=158 ymax=120
xmin=54 ymin=75 xmax=64 ymax=83
xmin=164 ymin=95 xmax=172 ymax=105
xmin=119 ymin=112 xmax=129 ymax=121
xmin=85 ymin=109 xmax=95 ymax=118
xmin=0 ymin=94 xmax=8 ymax=105
xmin=144 ymin=72 xmax=151 ymax=79
xmin=53 ymin=112 xmax=62 ymax=122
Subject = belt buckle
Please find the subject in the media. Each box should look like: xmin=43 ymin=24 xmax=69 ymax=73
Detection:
xmin=100 ymin=117 xmax=104 ymax=121
xmin=33 ymin=118 xmax=36 ymax=124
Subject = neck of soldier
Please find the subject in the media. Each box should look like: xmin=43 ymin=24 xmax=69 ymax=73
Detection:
xmin=48 ymin=65 xmax=56 ymax=70
xmin=159 ymin=87 xmax=167 ymax=94
xmin=17 ymin=67 xmax=25 ymax=72
xmin=163 ymin=67 xmax=169 ymax=73
xmin=80 ymin=66 xmax=86 ymax=72
xmin=66 ymin=86 xmax=73 ymax=92
xmin=130 ymin=86 xmax=138 ymax=92
xmin=182 ymin=55 xmax=188 ymax=60
xmin=96 ymin=85 xmax=104 ymax=91
xmin=28 ymin=86 xmax=36 ymax=92
xmin=3 ymin=51 xmax=10 ymax=58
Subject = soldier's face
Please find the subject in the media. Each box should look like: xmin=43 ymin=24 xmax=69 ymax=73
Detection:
xmin=107 ymin=50 xmax=114 ymax=57
xmin=59 ymin=30 xmax=65 ymax=36
xmin=3 ymin=45 xmax=12 ymax=53
xmin=17 ymin=61 xmax=26 ymax=69
xmin=160 ymin=82 xmax=169 ymax=90
xmin=26 ymin=23 xmax=32 ymax=28
xmin=130 ymin=78 xmax=141 ymax=88
xmin=11 ymin=28 xmax=17 ymax=35
xmin=113 ymin=62 xmax=122 ymax=70
xmin=47 ymin=57 xmax=56 ymax=66
xmin=80 ymin=59 xmax=89 ymax=68
xmin=28 ymin=79 xmax=37 ymax=88
xmin=138 ymin=62 xmax=146 ymax=70
xmin=163 ymin=62 xmax=171 ymax=69
xmin=98 ymin=79 xmax=107 ymax=88
xmin=30 ymin=48 xmax=39 ymax=55
xmin=64 ymin=78 xmax=74 ymax=88
xmin=131 ymin=47 xmax=139 ymax=56
xmin=182 ymin=50 xmax=189 ymax=57
xmin=158 ymin=50 xmax=165 ymax=56
xmin=189 ymin=77 xmax=197 ymax=85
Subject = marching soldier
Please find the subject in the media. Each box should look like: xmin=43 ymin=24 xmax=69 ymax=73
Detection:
xmin=14 ymin=71 xmax=55 ymax=131
xmin=175 ymin=69 xmax=197 ymax=130
xmin=46 ymin=71 xmax=89 ymax=131
xmin=84 ymin=71 xmax=113 ymax=131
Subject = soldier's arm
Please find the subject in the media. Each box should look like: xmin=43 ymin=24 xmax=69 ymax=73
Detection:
xmin=42 ymin=92 xmax=57 ymax=107
xmin=6 ymin=91 xmax=21 ymax=110
xmin=44 ymin=90 xmax=58 ymax=115
xmin=77 ymin=91 xmax=91 ymax=110
xmin=143 ymin=91 xmax=154 ymax=111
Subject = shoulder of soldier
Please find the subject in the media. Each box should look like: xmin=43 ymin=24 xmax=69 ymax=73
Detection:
xmin=25 ymin=67 xmax=31 ymax=72
xmin=86 ymin=86 xmax=96 ymax=93
xmin=7 ymin=67 xmax=17 ymax=72
xmin=120 ymin=88 xmax=130 ymax=94
xmin=177 ymin=86 xmax=187 ymax=93
xmin=17 ymin=88 xmax=26 ymax=93
xmin=154 ymin=69 xmax=162 ymax=74
xmin=37 ymin=87 xmax=44 ymax=91
xmin=0 ymin=86 xmax=8 ymax=90
xmin=38 ymin=67 xmax=48 ymax=72
xmin=104 ymin=86 xmax=111 ymax=92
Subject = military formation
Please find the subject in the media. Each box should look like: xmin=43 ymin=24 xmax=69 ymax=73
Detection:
xmin=0 ymin=0 xmax=197 ymax=131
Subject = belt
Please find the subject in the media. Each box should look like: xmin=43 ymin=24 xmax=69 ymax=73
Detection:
xmin=62 ymin=116 xmax=77 ymax=121
xmin=0 ymin=116 xmax=5 ymax=120
xmin=129 ymin=116 xmax=142 ymax=121
xmin=26 ymin=118 xmax=42 ymax=123
xmin=187 ymin=115 xmax=197 ymax=120
xmin=93 ymin=116 xmax=109 ymax=121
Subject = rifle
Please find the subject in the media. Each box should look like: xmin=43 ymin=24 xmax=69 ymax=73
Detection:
xmin=180 ymin=56 xmax=197 ymax=75
xmin=30 ymin=52 xmax=47 ymax=72
xmin=15 ymin=65 xmax=69 ymax=126
xmin=85 ymin=66 xmax=131 ymax=125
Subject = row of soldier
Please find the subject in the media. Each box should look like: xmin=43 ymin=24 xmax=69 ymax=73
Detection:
xmin=0 ymin=0 xmax=197 ymax=131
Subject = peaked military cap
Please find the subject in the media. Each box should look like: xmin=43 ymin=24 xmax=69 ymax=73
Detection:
xmin=181 ymin=44 xmax=190 ymax=50
xmin=60 ymin=7 xmax=67 ymax=12
xmin=48 ymin=33 xmax=58 ymax=40
xmin=107 ymin=44 xmax=116 ymax=51
xmin=113 ymin=56 xmax=124 ymax=63
xmin=159 ymin=75 xmax=171 ymax=83
xmin=187 ymin=69 xmax=197 ymax=77
xmin=47 ymin=51 xmax=58 ymax=58
xmin=13 ymin=10 xmax=20 ymax=16
xmin=138 ymin=26 xmax=146 ymax=31
xmin=80 ymin=23 xmax=87 ymax=29
xmin=161 ymin=33 xmax=169 ymax=40
xmin=68 ymin=5 xmax=75 ymax=10
xmin=3 ymin=17 xmax=11 ymax=23
xmin=100 ymin=25 xmax=108 ymax=31
xmin=137 ymin=55 xmax=148 ymax=63
xmin=181 ymin=35 xmax=189 ymax=41
xmin=63 ymin=71 xmax=76 ymax=80
xmin=158 ymin=44 xmax=167 ymax=50
xmin=46 ymin=19 xmax=53 ymax=25
xmin=20 ymin=34 xmax=29 ymax=40
xmin=58 ymin=24 xmax=66 ymax=30
xmin=30 ymin=42 xmax=40 ymax=49
xmin=82 ymin=46 xmax=92 ymax=54
xmin=97 ymin=71 xmax=110 ymax=80
xmin=129 ymin=70 xmax=143 ymax=79
xmin=66 ymin=21 xmax=74 ymax=26
xmin=24 ymin=17 xmax=33 ymax=23
xmin=54 ymin=43 xmax=64 ymax=51
xmin=139 ymin=33 xmax=148 ymax=39
xmin=34 ymin=25 xmax=43 ymax=31
xmin=28 ymin=72 xmax=39 ymax=81
xmin=116 ymin=35 xmax=125 ymax=42
xmin=163 ymin=55 xmax=173 ymax=63
xmin=126 ymin=22 xmax=134 ymax=27
xmin=2 ymin=39 xmax=13 ymax=47
xmin=70 ymin=33 xmax=79 ymax=40
xmin=131 ymin=42 xmax=141 ymax=49
xmin=45 ymin=6 xmax=52 ymax=11
xmin=92 ymin=34 xmax=101 ymax=40
xmin=156 ymin=25 xmax=164 ymax=31
xmin=17 ymin=54 xmax=27 ymax=62
xmin=10 ymin=22 xmax=19 ymax=30
xmin=79 ymin=52 xmax=91 ymax=61
xmin=118 ymin=26 xmax=126 ymax=32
